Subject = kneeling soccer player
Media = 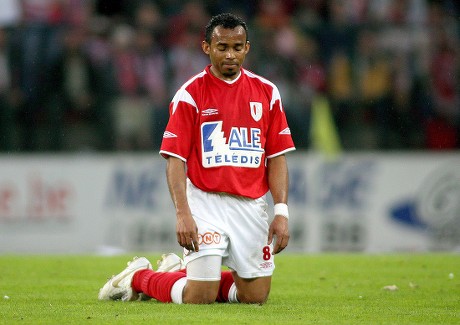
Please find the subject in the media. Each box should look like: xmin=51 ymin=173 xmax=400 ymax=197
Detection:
xmin=98 ymin=12 xmax=295 ymax=304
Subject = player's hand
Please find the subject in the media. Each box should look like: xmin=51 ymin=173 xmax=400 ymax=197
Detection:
xmin=176 ymin=212 xmax=199 ymax=252
xmin=268 ymin=215 xmax=290 ymax=254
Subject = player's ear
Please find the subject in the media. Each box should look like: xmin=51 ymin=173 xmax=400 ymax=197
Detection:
xmin=202 ymin=40 xmax=210 ymax=55
xmin=245 ymin=41 xmax=250 ymax=54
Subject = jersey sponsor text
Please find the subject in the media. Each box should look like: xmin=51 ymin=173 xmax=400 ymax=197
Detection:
xmin=201 ymin=121 xmax=264 ymax=168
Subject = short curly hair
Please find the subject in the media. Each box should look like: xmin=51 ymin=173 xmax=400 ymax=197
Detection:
xmin=204 ymin=13 xmax=248 ymax=44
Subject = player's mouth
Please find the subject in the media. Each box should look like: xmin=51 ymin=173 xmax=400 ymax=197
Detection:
xmin=223 ymin=62 xmax=238 ymax=69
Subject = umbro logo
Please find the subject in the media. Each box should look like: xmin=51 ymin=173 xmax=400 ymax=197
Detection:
xmin=202 ymin=108 xmax=219 ymax=116
xmin=279 ymin=127 xmax=291 ymax=135
xmin=163 ymin=131 xmax=177 ymax=138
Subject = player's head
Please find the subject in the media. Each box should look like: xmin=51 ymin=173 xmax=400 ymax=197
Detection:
xmin=204 ymin=13 xmax=249 ymax=44
xmin=202 ymin=13 xmax=250 ymax=81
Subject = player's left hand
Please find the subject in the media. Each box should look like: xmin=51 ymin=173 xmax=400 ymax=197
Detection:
xmin=268 ymin=215 xmax=290 ymax=254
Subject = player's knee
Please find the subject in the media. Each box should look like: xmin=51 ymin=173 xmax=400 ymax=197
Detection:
xmin=182 ymin=281 xmax=219 ymax=304
xmin=182 ymin=290 xmax=217 ymax=304
xmin=237 ymin=290 xmax=270 ymax=305
xmin=232 ymin=275 xmax=272 ymax=304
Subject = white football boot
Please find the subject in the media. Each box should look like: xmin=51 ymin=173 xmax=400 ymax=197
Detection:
xmin=156 ymin=253 xmax=185 ymax=272
xmin=98 ymin=256 xmax=152 ymax=301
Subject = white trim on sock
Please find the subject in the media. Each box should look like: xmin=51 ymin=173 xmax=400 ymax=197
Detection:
xmin=170 ymin=277 xmax=187 ymax=304
xmin=227 ymin=283 xmax=239 ymax=303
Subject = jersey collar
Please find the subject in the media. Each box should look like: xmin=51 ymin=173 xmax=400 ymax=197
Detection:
xmin=206 ymin=65 xmax=244 ymax=86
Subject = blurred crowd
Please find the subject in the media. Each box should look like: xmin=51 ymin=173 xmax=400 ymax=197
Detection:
xmin=0 ymin=0 xmax=458 ymax=152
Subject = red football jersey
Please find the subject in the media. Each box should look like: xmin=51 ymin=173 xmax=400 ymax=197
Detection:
xmin=160 ymin=65 xmax=295 ymax=198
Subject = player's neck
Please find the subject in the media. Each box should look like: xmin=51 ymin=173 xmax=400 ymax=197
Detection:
xmin=210 ymin=66 xmax=242 ymax=83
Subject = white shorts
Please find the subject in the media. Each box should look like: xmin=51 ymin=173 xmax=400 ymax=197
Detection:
xmin=183 ymin=179 xmax=275 ymax=279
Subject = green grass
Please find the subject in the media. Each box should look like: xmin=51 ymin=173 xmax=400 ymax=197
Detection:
xmin=0 ymin=254 xmax=459 ymax=324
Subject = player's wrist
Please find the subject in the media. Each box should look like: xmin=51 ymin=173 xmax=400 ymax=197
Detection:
xmin=274 ymin=203 xmax=289 ymax=220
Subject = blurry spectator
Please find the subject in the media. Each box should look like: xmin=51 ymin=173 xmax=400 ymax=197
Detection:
xmin=420 ymin=0 xmax=460 ymax=150
xmin=292 ymin=33 xmax=327 ymax=148
xmin=425 ymin=27 xmax=459 ymax=149
xmin=388 ymin=50 xmax=427 ymax=149
xmin=83 ymin=15 xmax=115 ymax=150
xmin=367 ymin=0 xmax=392 ymax=23
xmin=64 ymin=0 xmax=93 ymax=28
xmin=355 ymin=30 xmax=393 ymax=149
xmin=110 ymin=25 xmax=148 ymax=150
xmin=13 ymin=0 xmax=66 ymax=151
xmin=168 ymin=28 xmax=209 ymax=92
xmin=0 ymin=28 xmax=16 ymax=151
xmin=327 ymin=50 xmax=354 ymax=148
xmin=133 ymin=28 xmax=169 ymax=149
xmin=164 ymin=0 xmax=209 ymax=47
xmin=294 ymin=0 xmax=326 ymax=31
xmin=0 ymin=0 xmax=20 ymax=152
xmin=133 ymin=1 xmax=166 ymax=45
xmin=48 ymin=26 xmax=101 ymax=150
xmin=254 ymin=0 xmax=292 ymax=30
xmin=346 ymin=0 xmax=369 ymax=24
xmin=110 ymin=25 xmax=168 ymax=150
xmin=319 ymin=0 xmax=356 ymax=65
xmin=85 ymin=15 xmax=112 ymax=68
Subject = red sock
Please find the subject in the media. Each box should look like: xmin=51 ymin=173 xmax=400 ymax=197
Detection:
xmin=132 ymin=270 xmax=186 ymax=303
xmin=216 ymin=271 xmax=234 ymax=302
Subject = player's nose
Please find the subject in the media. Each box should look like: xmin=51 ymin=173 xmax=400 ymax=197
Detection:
xmin=225 ymin=49 xmax=236 ymax=59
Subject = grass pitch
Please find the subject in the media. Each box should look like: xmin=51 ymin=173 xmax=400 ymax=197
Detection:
xmin=0 ymin=253 xmax=458 ymax=324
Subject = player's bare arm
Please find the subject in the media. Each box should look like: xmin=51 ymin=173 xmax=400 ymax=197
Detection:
xmin=267 ymin=154 xmax=290 ymax=254
xmin=166 ymin=156 xmax=199 ymax=252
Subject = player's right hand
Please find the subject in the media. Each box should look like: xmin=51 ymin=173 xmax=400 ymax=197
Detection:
xmin=176 ymin=213 xmax=199 ymax=252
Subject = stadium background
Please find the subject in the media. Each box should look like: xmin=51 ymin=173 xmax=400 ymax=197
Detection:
xmin=0 ymin=0 xmax=459 ymax=254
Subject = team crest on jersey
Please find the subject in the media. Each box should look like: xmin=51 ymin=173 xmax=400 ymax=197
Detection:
xmin=250 ymin=102 xmax=262 ymax=122
xmin=201 ymin=121 xmax=264 ymax=168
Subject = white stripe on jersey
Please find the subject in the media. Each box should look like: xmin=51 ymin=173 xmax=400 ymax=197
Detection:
xmin=266 ymin=147 xmax=296 ymax=159
xmin=171 ymin=89 xmax=198 ymax=115
xmin=244 ymin=69 xmax=283 ymax=112
xmin=159 ymin=150 xmax=187 ymax=162
xmin=171 ymin=70 xmax=207 ymax=114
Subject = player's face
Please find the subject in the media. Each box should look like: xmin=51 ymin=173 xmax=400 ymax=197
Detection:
xmin=202 ymin=25 xmax=250 ymax=81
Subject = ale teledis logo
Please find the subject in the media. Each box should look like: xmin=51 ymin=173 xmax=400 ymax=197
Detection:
xmin=201 ymin=121 xmax=263 ymax=168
